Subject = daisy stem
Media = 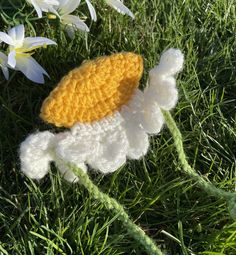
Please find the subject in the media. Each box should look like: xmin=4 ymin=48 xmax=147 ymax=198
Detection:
xmin=70 ymin=165 xmax=164 ymax=255
xmin=162 ymin=110 xmax=236 ymax=219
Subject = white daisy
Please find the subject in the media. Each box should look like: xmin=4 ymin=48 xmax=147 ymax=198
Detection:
xmin=26 ymin=0 xmax=59 ymax=18
xmin=85 ymin=0 xmax=97 ymax=21
xmin=105 ymin=0 xmax=135 ymax=19
xmin=0 ymin=24 xmax=57 ymax=83
xmin=20 ymin=49 xmax=184 ymax=182
xmin=56 ymin=0 xmax=89 ymax=38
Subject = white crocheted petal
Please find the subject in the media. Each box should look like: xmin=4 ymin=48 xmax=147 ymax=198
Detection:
xmin=55 ymin=131 xmax=96 ymax=164
xmin=145 ymin=76 xmax=178 ymax=110
xmin=20 ymin=131 xmax=55 ymax=179
xmin=55 ymin=159 xmax=87 ymax=183
xmin=88 ymin=127 xmax=128 ymax=173
xmin=119 ymin=91 xmax=150 ymax=159
xmin=141 ymin=97 xmax=164 ymax=134
xmin=71 ymin=111 xmax=123 ymax=136
xmin=150 ymin=48 xmax=184 ymax=77
xmin=124 ymin=124 xmax=149 ymax=159
xmin=126 ymin=89 xmax=144 ymax=112
xmin=159 ymin=48 xmax=184 ymax=75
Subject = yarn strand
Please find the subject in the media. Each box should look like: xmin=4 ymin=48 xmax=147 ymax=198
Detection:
xmin=70 ymin=165 xmax=163 ymax=255
xmin=162 ymin=110 xmax=236 ymax=220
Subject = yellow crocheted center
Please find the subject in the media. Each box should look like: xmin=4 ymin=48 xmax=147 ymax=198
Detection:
xmin=40 ymin=52 xmax=143 ymax=128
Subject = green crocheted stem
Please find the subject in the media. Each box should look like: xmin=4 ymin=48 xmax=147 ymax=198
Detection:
xmin=70 ymin=165 xmax=163 ymax=255
xmin=162 ymin=110 xmax=236 ymax=220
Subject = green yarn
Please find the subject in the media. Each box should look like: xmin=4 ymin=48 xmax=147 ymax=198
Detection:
xmin=70 ymin=165 xmax=163 ymax=255
xmin=162 ymin=110 xmax=236 ymax=220
xmin=67 ymin=110 xmax=236 ymax=255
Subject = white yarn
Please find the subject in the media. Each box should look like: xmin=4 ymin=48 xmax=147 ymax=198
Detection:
xmin=145 ymin=76 xmax=178 ymax=110
xmin=55 ymin=158 xmax=87 ymax=183
xmin=87 ymin=126 xmax=128 ymax=173
xmin=20 ymin=48 xmax=184 ymax=182
xmin=20 ymin=131 xmax=55 ymax=179
xmin=125 ymin=123 xmax=149 ymax=159
xmin=147 ymin=48 xmax=183 ymax=110
xmin=55 ymin=132 xmax=95 ymax=164
xmin=149 ymin=48 xmax=184 ymax=77
xmin=118 ymin=94 xmax=149 ymax=159
xmin=140 ymin=95 xmax=164 ymax=134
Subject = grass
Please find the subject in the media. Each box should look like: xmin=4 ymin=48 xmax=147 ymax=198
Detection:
xmin=0 ymin=0 xmax=236 ymax=254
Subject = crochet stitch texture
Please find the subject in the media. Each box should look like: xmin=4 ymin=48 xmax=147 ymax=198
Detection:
xmin=20 ymin=49 xmax=184 ymax=181
xmin=19 ymin=49 xmax=236 ymax=255
xmin=40 ymin=52 xmax=143 ymax=127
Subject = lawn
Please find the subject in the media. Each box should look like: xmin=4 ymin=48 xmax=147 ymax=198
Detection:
xmin=0 ymin=0 xmax=236 ymax=254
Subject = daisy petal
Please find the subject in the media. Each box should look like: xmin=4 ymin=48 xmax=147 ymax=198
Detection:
xmin=15 ymin=56 xmax=48 ymax=84
xmin=158 ymin=48 xmax=184 ymax=76
xmin=0 ymin=52 xmax=8 ymax=61
xmin=56 ymin=0 xmax=69 ymax=7
xmin=0 ymin=52 xmax=9 ymax=79
xmin=8 ymin=50 xmax=16 ymax=68
xmin=59 ymin=0 xmax=81 ymax=15
xmin=0 ymin=32 xmax=14 ymax=45
xmin=125 ymin=124 xmax=149 ymax=159
xmin=55 ymin=132 xmax=95 ymax=163
xmin=20 ymin=131 xmax=55 ymax=179
xmin=23 ymin=37 xmax=57 ymax=49
xmin=47 ymin=0 xmax=59 ymax=5
xmin=30 ymin=0 xmax=43 ymax=18
xmin=54 ymin=131 xmax=90 ymax=181
xmin=147 ymin=76 xmax=178 ymax=110
xmin=85 ymin=0 xmax=97 ymax=21
xmin=140 ymin=98 xmax=164 ymax=134
xmin=8 ymin=24 xmax=25 ymax=46
xmin=47 ymin=5 xmax=59 ymax=16
xmin=62 ymin=15 xmax=89 ymax=32
xmin=105 ymin=0 xmax=135 ymax=19
xmin=88 ymin=128 xmax=128 ymax=173
xmin=40 ymin=2 xmax=58 ymax=13
xmin=1 ymin=66 xmax=9 ymax=80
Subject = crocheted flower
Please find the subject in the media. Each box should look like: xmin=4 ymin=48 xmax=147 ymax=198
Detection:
xmin=20 ymin=49 xmax=184 ymax=182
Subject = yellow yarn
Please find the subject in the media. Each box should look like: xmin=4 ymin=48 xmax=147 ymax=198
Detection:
xmin=40 ymin=52 xmax=143 ymax=128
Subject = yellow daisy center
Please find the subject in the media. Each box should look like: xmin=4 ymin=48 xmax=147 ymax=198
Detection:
xmin=40 ymin=52 xmax=143 ymax=128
